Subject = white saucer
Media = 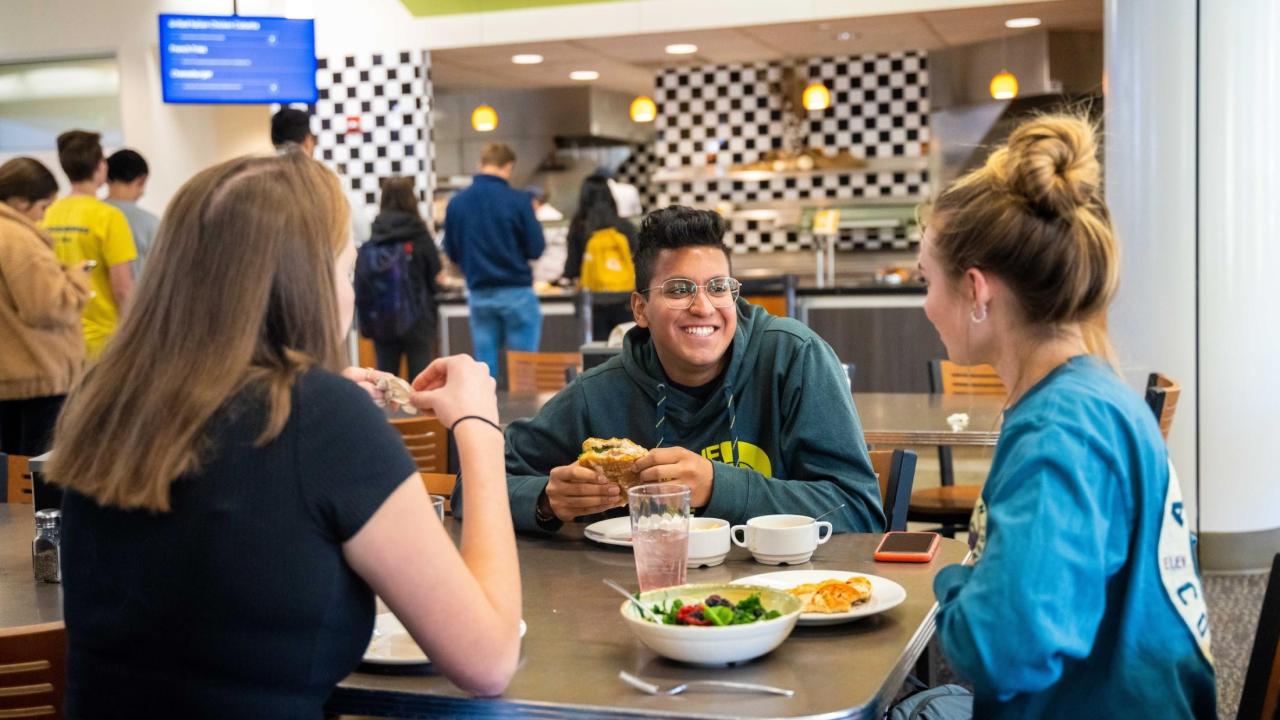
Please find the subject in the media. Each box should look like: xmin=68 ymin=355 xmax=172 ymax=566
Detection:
xmin=730 ymin=570 xmax=907 ymax=626
xmin=584 ymin=516 xmax=633 ymax=548
xmin=364 ymin=613 xmax=528 ymax=665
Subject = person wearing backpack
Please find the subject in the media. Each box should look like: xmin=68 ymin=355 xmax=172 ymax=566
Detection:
xmin=563 ymin=173 xmax=637 ymax=339
xmin=356 ymin=177 xmax=441 ymax=378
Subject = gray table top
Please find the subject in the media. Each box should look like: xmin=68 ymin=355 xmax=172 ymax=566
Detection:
xmin=330 ymin=524 xmax=969 ymax=719
xmin=0 ymin=506 xmax=64 ymax=629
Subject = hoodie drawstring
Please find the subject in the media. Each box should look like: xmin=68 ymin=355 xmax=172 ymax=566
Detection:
xmin=654 ymin=383 xmax=668 ymax=448
xmin=723 ymin=385 xmax=740 ymax=467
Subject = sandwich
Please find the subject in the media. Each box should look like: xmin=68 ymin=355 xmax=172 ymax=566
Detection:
xmin=577 ymin=437 xmax=649 ymax=491
xmin=789 ymin=577 xmax=873 ymax=613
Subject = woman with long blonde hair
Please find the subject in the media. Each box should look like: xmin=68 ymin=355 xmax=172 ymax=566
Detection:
xmin=918 ymin=115 xmax=1215 ymax=718
xmin=48 ymin=152 xmax=520 ymax=717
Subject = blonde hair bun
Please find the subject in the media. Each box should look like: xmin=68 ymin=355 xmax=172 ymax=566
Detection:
xmin=989 ymin=115 xmax=1101 ymax=217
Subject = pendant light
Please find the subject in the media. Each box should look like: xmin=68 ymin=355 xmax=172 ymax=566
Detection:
xmin=470 ymin=105 xmax=498 ymax=132
xmin=629 ymin=95 xmax=656 ymax=123
xmin=802 ymin=81 xmax=831 ymax=111
xmin=989 ymin=70 xmax=1018 ymax=100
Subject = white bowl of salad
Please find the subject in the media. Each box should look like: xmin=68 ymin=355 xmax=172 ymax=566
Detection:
xmin=620 ymin=583 xmax=803 ymax=665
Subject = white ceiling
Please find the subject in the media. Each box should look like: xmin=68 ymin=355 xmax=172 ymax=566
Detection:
xmin=431 ymin=0 xmax=1102 ymax=95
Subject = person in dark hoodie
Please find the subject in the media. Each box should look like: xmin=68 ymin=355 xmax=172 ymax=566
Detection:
xmin=496 ymin=206 xmax=884 ymax=534
xmin=363 ymin=176 xmax=441 ymax=378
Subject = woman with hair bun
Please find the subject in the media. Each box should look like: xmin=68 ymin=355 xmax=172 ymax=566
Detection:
xmin=920 ymin=115 xmax=1216 ymax=718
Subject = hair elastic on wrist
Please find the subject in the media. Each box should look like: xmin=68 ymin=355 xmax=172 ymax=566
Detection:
xmin=450 ymin=415 xmax=502 ymax=434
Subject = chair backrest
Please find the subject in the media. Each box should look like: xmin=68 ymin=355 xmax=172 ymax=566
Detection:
xmin=390 ymin=416 xmax=449 ymax=475
xmin=1145 ymin=372 xmax=1181 ymax=441
xmin=507 ymin=351 xmax=583 ymax=394
xmin=0 ymin=621 xmax=66 ymax=719
xmin=929 ymin=359 xmax=1006 ymax=396
xmin=4 ymin=454 xmax=34 ymax=504
xmin=1240 ymin=553 xmax=1280 ymax=720
xmin=421 ymin=473 xmax=457 ymax=513
xmin=869 ymin=449 xmax=917 ymax=532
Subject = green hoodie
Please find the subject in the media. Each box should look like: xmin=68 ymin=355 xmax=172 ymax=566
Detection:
xmin=502 ymin=300 xmax=885 ymax=534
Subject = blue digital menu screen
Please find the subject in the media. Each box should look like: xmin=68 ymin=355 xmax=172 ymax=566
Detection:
xmin=158 ymin=14 xmax=317 ymax=104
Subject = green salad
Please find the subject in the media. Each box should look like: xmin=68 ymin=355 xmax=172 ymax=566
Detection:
xmin=646 ymin=593 xmax=782 ymax=626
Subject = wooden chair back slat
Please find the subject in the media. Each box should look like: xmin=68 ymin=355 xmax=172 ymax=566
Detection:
xmin=506 ymin=351 xmax=583 ymax=394
xmin=869 ymin=449 xmax=916 ymax=532
xmin=1145 ymin=372 xmax=1181 ymax=441
xmin=1239 ymin=553 xmax=1280 ymax=720
xmin=390 ymin=417 xmax=449 ymax=475
xmin=3 ymin=456 xmax=33 ymax=505
xmin=931 ymin=360 xmax=1007 ymax=396
xmin=0 ymin=623 xmax=65 ymax=719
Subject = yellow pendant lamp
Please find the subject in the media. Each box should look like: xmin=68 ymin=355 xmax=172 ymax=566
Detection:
xmin=802 ymin=81 xmax=831 ymax=111
xmin=471 ymin=105 xmax=498 ymax=132
xmin=989 ymin=70 xmax=1018 ymax=100
xmin=630 ymin=95 xmax=656 ymax=123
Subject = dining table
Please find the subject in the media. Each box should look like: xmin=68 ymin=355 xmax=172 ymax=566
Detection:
xmin=495 ymin=390 xmax=1004 ymax=448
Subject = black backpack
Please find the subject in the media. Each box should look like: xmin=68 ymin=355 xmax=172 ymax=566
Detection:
xmin=354 ymin=240 xmax=426 ymax=342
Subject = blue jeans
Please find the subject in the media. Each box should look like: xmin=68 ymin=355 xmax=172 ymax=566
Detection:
xmin=468 ymin=286 xmax=542 ymax=379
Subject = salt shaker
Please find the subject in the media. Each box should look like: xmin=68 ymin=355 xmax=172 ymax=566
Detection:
xmin=32 ymin=509 xmax=61 ymax=583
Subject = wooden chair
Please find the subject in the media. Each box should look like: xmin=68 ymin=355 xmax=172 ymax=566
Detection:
xmin=0 ymin=621 xmax=66 ymax=719
xmin=1239 ymin=553 xmax=1280 ymax=720
xmin=908 ymin=360 xmax=1005 ymax=536
xmin=1145 ymin=372 xmax=1181 ymax=441
xmin=422 ymin=473 xmax=458 ymax=513
xmin=870 ymin=449 xmax=916 ymax=532
xmin=3 ymin=454 xmax=34 ymax=504
xmin=506 ymin=351 xmax=582 ymax=394
xmin=390 ymin=416 xmax=449 ymax=475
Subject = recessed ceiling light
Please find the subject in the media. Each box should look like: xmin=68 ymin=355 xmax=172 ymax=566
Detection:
xmin=569 ymin=70 xmax=599 ymax=81
xmin=511 ymin=54 xmax=544 ymax=65
xmin=664 ymin=43 xmax=698 ymax=55
xmin=836 ymin=31 xmax=855 ymax=41
xmin=1005 ymin=17 xmax=1041 ymax=29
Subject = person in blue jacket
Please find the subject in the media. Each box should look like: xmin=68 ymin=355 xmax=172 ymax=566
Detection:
xmin=495 ymin=206 xmax=884 ymax=535
xmin=919 ymin=115 xmax=1216 ymax=718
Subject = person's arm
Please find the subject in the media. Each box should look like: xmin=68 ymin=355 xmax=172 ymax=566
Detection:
xmin=442 ymin=201 xmax=461 ymax=266
xmin=344 ymin=356 xmax=520 ymax=696
xmin=933 ymin=423 xmax=1118 ymax=700
xmin=108 ymin=261 xmax=135 ymax=316
xmin=417 ymin=225 xmax=442 ymax=293
xmin=102 ymin=208 xmax=138 ymax=316
xmin=634 ymin=335 xmax=884 ymax=532
xmin=519 ymin=200 xmax=545 ymax=261
xmin=2 ymin=234 xmax=91 ymax=328
xmin=562 ymin=222 xmax=584 ymax=281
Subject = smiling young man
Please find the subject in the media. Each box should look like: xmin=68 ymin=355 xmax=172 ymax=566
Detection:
xmin=500 ymin=206 xmax=884 ymax=534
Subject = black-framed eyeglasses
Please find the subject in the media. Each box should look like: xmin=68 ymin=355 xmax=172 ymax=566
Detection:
xmin=641 ymin=276 xmax=741 ymax=309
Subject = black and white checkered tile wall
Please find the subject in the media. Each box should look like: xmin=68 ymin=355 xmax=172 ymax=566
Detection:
xmin=652 ymin=51 xmax=929 ymax=253
xmin=312 ymin=50 xmax=434 ymax=230
xmin=614 ymin=141 xmax=660 ymax=214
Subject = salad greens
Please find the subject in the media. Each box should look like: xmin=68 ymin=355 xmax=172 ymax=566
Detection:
xmin=644 ymin=593 xmax=782 ymax=626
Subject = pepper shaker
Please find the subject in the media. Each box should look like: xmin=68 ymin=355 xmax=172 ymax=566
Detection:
xmin=32 ymin=508 xmax=61 ymax=583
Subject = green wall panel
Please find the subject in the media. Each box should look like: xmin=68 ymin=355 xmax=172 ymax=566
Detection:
xmin=399 ymin=0 xmax=624 ymax=17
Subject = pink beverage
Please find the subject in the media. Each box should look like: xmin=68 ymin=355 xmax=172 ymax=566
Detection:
xmin=628 ymin=483 xmax=691 ymax=591
xmin=633 ymin=528 xmax=688 ymax=591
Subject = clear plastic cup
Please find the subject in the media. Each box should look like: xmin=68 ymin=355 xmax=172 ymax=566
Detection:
xmin=628 ymin=483 xmax=690 ymax=591
xmin=430 ymin=495 xmax=446 ymax=521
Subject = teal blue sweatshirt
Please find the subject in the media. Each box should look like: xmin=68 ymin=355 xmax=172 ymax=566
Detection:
xmin=501 ymin=300 xmax=884 ymax=534
xmin=934 ymin=356 xmax=1216 ymax=719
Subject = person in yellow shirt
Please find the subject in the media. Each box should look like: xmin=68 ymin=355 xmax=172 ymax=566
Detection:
xmin=42 ymin=130 xmax=137 ymax=359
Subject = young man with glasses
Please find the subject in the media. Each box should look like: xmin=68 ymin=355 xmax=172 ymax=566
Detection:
xmin=495 ymin=205 xmax=884 ymax=534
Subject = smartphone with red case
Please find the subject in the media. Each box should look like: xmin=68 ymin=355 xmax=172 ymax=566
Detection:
xmin=874 ymin=531 xmax=940 ymax=563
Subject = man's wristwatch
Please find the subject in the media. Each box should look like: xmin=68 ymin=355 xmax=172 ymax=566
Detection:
xmin=535 ymin=490 xmax=560 ymax=528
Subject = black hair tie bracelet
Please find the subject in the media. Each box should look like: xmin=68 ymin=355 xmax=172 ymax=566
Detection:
xmin=450 ymin=415 xmax=503 ymax=434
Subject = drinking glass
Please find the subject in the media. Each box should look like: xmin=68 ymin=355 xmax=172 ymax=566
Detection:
xmin=628 ymin=483 xmax=690 ymax=591
xmin=430 ymin=495 xmax=446 ymax=521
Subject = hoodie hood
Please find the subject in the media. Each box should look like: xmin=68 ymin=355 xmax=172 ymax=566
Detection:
xmin=370 ymin=210 xmax=427 ymax=245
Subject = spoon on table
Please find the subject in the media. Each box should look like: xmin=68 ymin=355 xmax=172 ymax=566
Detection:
xmin=603 ymin=578 xmax=655 ymax=621
xmin=813 ymin=503 xmax=846 ymax=522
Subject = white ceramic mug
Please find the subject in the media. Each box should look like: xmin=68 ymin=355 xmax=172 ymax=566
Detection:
xmin=686 ymin=518 xmax=731 ymax=568
xmin=730 ymin=514 xmax=832 ymax=565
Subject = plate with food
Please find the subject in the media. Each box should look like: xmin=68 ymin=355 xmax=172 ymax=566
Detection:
xmin=730 ymin=570 xmax=906 ymax=626
xmin=363 ymin=613 xmax=528 ymax=665
xmin=584 ymin=516 xmax=633 ymax=547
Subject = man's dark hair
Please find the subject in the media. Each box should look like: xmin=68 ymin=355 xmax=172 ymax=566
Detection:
xmin=56 ymin=130 xmax=103 ymax=183
xmin=106 ymin=149 xmax=149 ymax=183
xmin=271 ymin=108 xmax=313 ymax=147
xmin=634 ymin=206 xmax=732 ymax=292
